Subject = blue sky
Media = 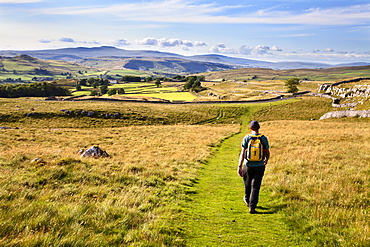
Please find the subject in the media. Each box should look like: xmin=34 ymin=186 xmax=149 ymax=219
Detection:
xmin=0 ymin=0 xmax=369 ymax=63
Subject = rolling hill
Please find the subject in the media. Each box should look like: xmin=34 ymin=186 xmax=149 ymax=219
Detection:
xmin=0 ymin=55 xmax=100 ymax=82
xmin=1 ymin=46 xmax=369 ymax=74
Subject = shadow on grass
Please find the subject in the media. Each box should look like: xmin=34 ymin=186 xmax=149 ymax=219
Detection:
xmin=255 ymin=203 xmax=288 ymax=214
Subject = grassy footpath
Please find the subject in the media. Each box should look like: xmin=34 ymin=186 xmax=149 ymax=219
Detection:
xmin=182 ymin=107 xmax=300 ymax=246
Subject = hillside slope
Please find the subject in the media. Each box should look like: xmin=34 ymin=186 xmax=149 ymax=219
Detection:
xmin=0 ymin=55 xmax=98 ymax=82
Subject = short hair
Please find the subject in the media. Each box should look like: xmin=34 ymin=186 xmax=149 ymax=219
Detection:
xmin=250 ymin=121 xmax=260 ymax=130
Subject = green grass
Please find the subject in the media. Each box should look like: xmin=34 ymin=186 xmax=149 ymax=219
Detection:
xmin=182 ymin=106 xmax=303 ymax=246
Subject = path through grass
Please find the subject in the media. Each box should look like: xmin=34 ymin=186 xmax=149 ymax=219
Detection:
xmin=182 ymin=109 xmax=300 ymax=246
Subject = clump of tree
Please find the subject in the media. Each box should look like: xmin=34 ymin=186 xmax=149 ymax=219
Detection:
xmin=90 ymin=90 xmax=99 ymax=96
xmin=285 ymin=78 xmax=300 ymax=93
xmin=100 ymin=85 xmax=108 ymax=95
xmin=34 ymin=68 xmax=52 ymax=76
xmin=1 ymin=78 xmax=23 ymax=83
xmin=0 ymin=82 xmax=71 ymax=98
xmin=155 ymin=78 xmax=162 ymax=88
xmin=121 ymin=76 xmax=142 ymax=82
xmin=145 ymin=76 xmax=153 ymax=82
xmin=90 ymin=87 xmax=125 ymax=97
xmin=172 ymin=75 xmax=205 ymax=82
xmin=107 ymin=88 xmax=117 ymax=96
xmin=78 ymin=78 xmax=110 ymax=88
xmin=183 ymin=76 xmax=205 ymax=92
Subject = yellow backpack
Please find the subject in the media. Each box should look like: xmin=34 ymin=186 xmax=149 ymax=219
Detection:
xmin=246 ymin=134 xmax=264 ymax=162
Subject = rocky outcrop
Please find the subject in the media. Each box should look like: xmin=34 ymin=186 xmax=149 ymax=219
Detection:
xmin=308 ymin=93 xmax=358 ymax=108
xmin=61 ymin=109 xmax=122 ymax=119
xmin=79 ymin=146 xmax=109 ymax=158
xmin=316 ymin=78 xmax=370 ymax=109
xmin=329 ymin=85 xmax=370 ymax=99
xmin=320 ymin=110 xmax=370 ymax=120
xmin=318 ymin=78 xmax=370 ymax=99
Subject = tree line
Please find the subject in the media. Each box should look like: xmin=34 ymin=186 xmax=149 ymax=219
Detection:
xmin=0 ymin=82 xmax=71 ymax=98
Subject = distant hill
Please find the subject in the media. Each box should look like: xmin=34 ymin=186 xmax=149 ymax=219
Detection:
xmin=1 ymin=53 xmax=369 ymax=84
xmin=0 ymin=54 xmax=99 ymax=83
xmin=78 ymin=56 xmax=235 ymax=73
xmin=1 ymin=46 xmax=369 ymax=74
xmin=0 ymin=46 xmax=182 ymax=62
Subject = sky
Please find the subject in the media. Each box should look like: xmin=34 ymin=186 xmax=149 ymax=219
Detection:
xmin=0 ymin=0 xmax=369 ymax=63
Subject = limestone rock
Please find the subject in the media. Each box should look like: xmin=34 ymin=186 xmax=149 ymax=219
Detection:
xmin=80 ymin=146 xmax=109 ymax=158
xmin=320 ymin=110 xmax=370 ymax=120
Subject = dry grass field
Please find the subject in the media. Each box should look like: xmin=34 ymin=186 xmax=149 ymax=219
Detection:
xmin=263 ymin=120 xmax=369 ymax=245
xmin=0 ymin=123 xmax=239 ymax=246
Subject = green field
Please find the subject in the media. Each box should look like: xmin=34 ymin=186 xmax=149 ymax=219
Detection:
xmin=71 ymin=82 xmax=197 ymax=101
xmin=0 ymin=56 xmax=152 ymax=82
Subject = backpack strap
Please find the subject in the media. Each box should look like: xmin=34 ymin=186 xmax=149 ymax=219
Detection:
xmin=248 ymin=134 xmax=263 ymax=138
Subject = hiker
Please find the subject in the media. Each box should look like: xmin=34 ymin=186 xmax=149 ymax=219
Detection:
xmin=238 ymin=120 xmax=270 ymax=214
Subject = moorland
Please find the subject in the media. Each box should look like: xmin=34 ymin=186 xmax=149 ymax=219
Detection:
xmin=0 ymin=52 xmax=369 ymax=246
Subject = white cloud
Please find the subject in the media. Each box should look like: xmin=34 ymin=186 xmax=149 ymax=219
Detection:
xmin=251 ymin=45 xmax=270 ymax=55
xmin=31 ymin=1 xmax=370 ymax=26
xmin=81 ymin=40 xmax=101 ymax=45
xmin=324 ymin=48 xmax=334 ymax=52
xmin=38 ymin=39 xmax=51 ymax=43
xmin=194 ymin=41 xmax=207 ymax=47
xmin=136 ymin=37 xmax=207 ymax=48
xmin=277 ymin=51 xmax=370 ymax=62
xmin=271 ymin=45 xmax=282 ymax=51
xmin=158 ymin=38 xmax=183 ymax=47
xmin=210 ymin=43 xmax=237 ymax=54
xmin=137 ymin=37 xmax=158 ymax=46
xmin=238 ymin=45 xmax=253 ymax=55
xmin=59 ymin=37 xmax=75 ymax=43
xmin=112 ymin=39 xmax=130 ymax=46
xmin=212 ymin=44 xmax=283 ymax=56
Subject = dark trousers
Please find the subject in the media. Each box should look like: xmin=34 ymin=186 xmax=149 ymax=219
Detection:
xmin=243 ymin=166 xmax=265 ymax=209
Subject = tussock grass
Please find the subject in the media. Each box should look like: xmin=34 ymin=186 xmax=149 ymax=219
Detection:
xmin=255 ymin=96 xmax=334 ymax=121
xmin=0 ymin=98 xmax=248 ymax=128
xmin=263 ymin=120 xmax=370 ymax=246
xmin=0 ymin=124 xmax=239 ymax=246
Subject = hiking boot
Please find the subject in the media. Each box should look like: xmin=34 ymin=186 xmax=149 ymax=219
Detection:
xmin=249 ymin=208 xmax=258 ymax=214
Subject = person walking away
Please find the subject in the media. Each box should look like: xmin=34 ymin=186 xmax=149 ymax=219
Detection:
xmin=238 ymin=121 xmax=270 ymax=214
